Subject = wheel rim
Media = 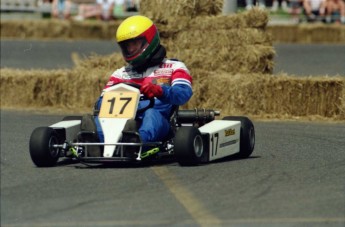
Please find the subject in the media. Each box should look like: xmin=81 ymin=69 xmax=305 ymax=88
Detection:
xmin=49 ymin=136 xmax=59 ymax=158
xmin=193 ymin=135 xmax=203 ymax=157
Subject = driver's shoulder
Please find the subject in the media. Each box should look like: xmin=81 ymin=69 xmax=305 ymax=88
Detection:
xmin=162 ymin=58 xmax=188 ymax=70
xmin=111 ymin=66 xmax=127 ymax=75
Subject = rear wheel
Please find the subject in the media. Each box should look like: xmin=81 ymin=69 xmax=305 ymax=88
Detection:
xmin=174 ymin=127 xmax=204 ymax=166
xmin=29 ymin=127 xmax=60 ymax=167
xmin=222 ymin=116 xmax=255 ymax=158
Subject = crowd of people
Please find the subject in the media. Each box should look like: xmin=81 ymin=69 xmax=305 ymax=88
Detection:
xmin=48 ymin=0 xmax=139 ymax=21
xmin=244 ymin=0 xmax=345 ymax=24
xmin=48 ymin=0 xmax=344 ymax=24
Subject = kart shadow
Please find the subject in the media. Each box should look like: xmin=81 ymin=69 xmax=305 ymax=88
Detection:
xmin=57 ymin=154 xmax=261 ymax=169
xmin=66 ymin=156 xmax=178 ymax=169
xmin=56 ymin=158 xmax=80 ymax=166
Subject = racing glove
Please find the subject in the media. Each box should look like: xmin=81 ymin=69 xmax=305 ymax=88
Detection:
xmin=140 ymin=83 xmax=163 ymax=99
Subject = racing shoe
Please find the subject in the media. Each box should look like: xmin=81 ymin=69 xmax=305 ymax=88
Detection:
xmin=121 ymin=133 xmax=141 ymax=159
xmin=77 ymin=131 xmax=102 ymax=157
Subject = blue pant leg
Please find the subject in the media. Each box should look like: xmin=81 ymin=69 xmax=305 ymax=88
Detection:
xmin=94 ymin=96 xmax=104 ymax=142
xmin=94 ymin=116 xmax=104 ymax=142
xmin=139 ymin=108 xmax=170 ymax=142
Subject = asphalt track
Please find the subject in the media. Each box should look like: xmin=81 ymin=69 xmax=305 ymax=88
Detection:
xmin=1 ymin=40 xmax=345 ymax=226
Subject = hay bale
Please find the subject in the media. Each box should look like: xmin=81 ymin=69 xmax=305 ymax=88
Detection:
xmin=167 ymin=43 xmax=274 ymax=74
xmin=267 ymin=25 xmax=299 ymax=43
xmin=139 ymin=0 xmax=223 ymax=35
xmin=0 ymin=20 xmax=122 ymax=40
xmin=73 ymin=53 xmax=124 ymax=71
xmin=242 ymin=8 xmax=269 ymax=29
xmin=298 ymin=24 xmax=345 ymax=43
xmin=1 ymin=67 xmax=344 ymax=120
xmin=190 ymin=72 xmax=345 ymax=119
xmin=159 ymin=9 xmax=274 ymax=74
xmin=0 ymin=20 xmax=70 ymax=39
xmin=188 ymin=15 xmax=246 ymax=30
xmin=187 ymin=8 xmax=268 ymax=30
xmin=258 ymin=75 xmax=344 ymax=118
xmin=268 ymin=24 xmax=345 ymax=44
xmin=156 ymin=8 xmax=273 ymax=74
xmin=0 ymin=52 xmax=135 ymax=110
xmin=0 ymin=53 xmax=127 ymax=110
xmin=173 ymin=28 xmax=271 ymax=49
xmin=69 ymin=20 xmax=121 ymax=40
xmin=1 ymin=69 xmax=73 ymax=108
xmin=139 ymin=0 xmax=223 ymax=24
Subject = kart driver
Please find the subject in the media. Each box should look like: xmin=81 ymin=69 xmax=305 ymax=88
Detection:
xmin=94 ymin=15 xmax=193 ymax=155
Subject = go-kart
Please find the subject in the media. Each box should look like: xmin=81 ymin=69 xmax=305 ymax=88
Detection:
xmin=29 ymin=83 xmax=255 ymax=167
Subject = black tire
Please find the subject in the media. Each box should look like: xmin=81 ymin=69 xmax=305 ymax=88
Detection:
xmin=29 ymin=127 xmax=60 ymax=167
xmin=174 ymin=127 xmax=204 ymax=166
xmin=222 ymin=116 xmax=255 ymax=158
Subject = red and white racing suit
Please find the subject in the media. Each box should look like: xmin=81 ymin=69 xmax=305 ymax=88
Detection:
xmin=95 ymin=58 xmax=193 ymax=142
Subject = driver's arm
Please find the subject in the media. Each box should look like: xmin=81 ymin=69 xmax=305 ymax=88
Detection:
xmin=142 ymin=69 xmax=192 ymax=105
xmin=160 ymin=69 xmax=192 ymax=105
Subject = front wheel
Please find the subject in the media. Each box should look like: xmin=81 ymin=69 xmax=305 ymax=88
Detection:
xmin=29 ymin=127 xmax=60 ymax=167
xmin=222 ymin=116 xmax=255 ymax=158
xmin=174 ymin=127 xmax=205 ymax=166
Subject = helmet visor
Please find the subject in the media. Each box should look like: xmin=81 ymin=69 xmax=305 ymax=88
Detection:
xmin=119 ymin=37 xmax=148 ymax=61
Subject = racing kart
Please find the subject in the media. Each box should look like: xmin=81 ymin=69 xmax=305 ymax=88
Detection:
xmin=29 ymin=83 xmax=255 ymax=167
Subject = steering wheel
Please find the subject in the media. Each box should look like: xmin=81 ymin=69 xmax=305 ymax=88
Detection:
xmin=122 ymin=82 xmax=155 ymax=113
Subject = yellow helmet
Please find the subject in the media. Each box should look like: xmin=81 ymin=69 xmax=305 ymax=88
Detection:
xmin=116 ymin=15 xmax=160 ymax=68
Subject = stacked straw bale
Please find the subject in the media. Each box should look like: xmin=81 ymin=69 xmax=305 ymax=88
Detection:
xmin=0 ymin=68 xmax=103 ymax=111
xmin=268 ymin=24 xmax=345 ymax=44
xmin=139 ymin=0 xmax=223 ymax=23
xmin=138 ymin=0 xmax=223 ymax=37
xmin=1 ymin=67 xmax=344 ymax=119
xmin=0 ymin=54 xmax=123 ymax=111
xmin=0 ymin=20 xmax=121 ymax=40
xmin=185 ymin=72 xmax=345 ymax=119
xmin=140 ymin=0 xmax=274 ymax=74
xmin=1 ymin=20 xmax=70 ymax=39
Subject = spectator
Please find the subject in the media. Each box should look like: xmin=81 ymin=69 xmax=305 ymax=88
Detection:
xmin=74 ymin=0 xmax=115 ymax=21
xmin=245 ymin=0 xmax=266 ymax=10
xmin=303 ymin=0 xmax=327 ymax=22
xmin=324 ymin=0 xmax=345 ymax=23
xmin=269 ymin=0 xmax=303 ymax=22
xmin=51 ymin=0 xmax=72 ymax=19
xmin=113 ymin=0 xmax=126 ymax=18
xmin=287 ymin=0 xmax=303 ymax=22
xmin=113 ymin=0 xmax=139 ymax=19
xmin=271 ymin=0 xmax=289 ymax=12
xmin=124 ymin=0 xmax=139 ymax=12
xmin=99 ymin=0 xmax=115 ymax=20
